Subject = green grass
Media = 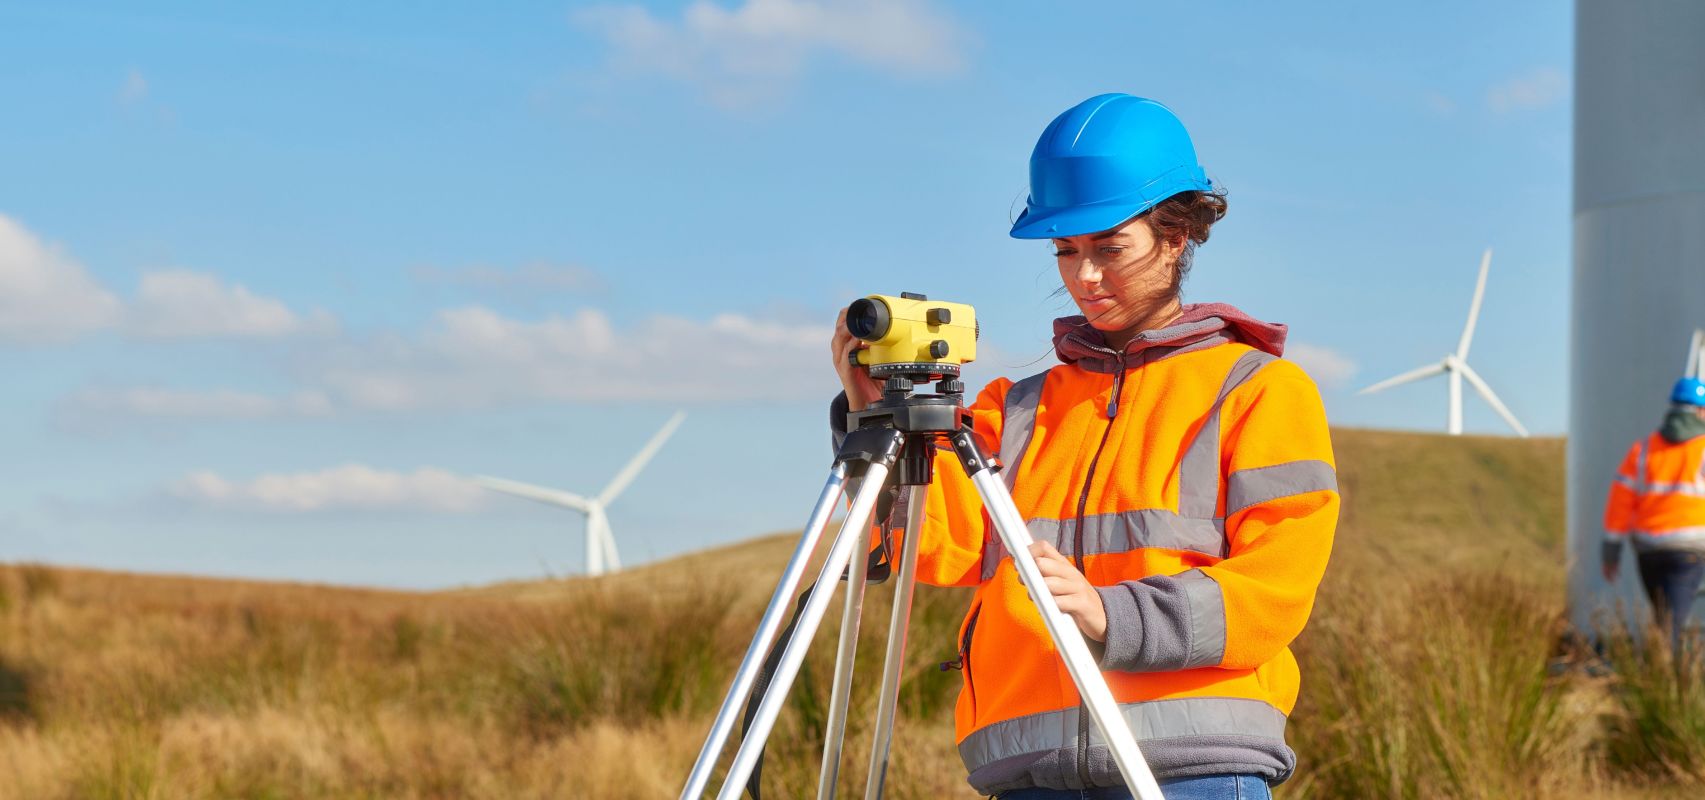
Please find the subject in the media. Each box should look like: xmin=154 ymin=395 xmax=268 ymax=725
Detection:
xmin=1601 ymin=631 xmax=1705 ymax=784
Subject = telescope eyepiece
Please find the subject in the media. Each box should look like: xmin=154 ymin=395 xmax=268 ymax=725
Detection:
xmin=846 ymin=298 xmax=891 ymax=341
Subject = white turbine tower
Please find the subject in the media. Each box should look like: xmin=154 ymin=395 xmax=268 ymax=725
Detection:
xmin=1357 ymin=249 xmax=1530 ymax=437
xmin=476 ymin=411 xmax=686 ymax=576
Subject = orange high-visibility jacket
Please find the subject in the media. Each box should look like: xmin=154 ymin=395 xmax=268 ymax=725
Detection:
xmin=852 ymin=305 xmax=1339 ymax=794
xmin=1603 ymin=413 xmax=1705 ymax=561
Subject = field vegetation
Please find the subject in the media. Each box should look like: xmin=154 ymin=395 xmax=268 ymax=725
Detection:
xmin=1 ymin=429 xmax=1701 ymax=798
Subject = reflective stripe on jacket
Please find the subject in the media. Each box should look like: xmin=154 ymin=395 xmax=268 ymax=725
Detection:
xmin=893 ymin=306 xmax=1338 ymax=794
xmin=1604 ymin=430 xmax=1705 ymax=552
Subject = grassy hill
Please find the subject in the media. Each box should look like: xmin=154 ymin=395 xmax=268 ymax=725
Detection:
xmin=0 ymin=429 xmax=1699 ymax=799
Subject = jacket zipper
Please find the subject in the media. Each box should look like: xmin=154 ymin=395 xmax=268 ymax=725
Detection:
xmin=941 ymin=603 xmax=983 ymax=713
xmin=1070 ymin=352 xmax=1126 ymax=786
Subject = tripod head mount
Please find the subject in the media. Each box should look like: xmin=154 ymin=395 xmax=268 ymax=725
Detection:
xmin=874 ymin=369 xmax=966 ymax=400
xmin=850 ymin=375 xmax=970 ymax=436
xmin=842 ymin=372 xmax=981 ymax=489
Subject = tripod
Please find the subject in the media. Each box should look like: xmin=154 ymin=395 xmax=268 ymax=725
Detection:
xmin=680 ymin=370 xmax=1165 ymax=800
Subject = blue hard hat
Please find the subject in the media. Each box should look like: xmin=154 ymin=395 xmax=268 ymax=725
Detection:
xmin=1010 ymin=94 xmax=1213 ymax=240
xmin=1673 ymin=378 xmax=1705 ymax=406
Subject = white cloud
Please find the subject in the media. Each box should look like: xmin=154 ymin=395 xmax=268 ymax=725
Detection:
xmin=576 ymin=0 xmax=966 ymax=107
xmin=0 ymin=214 xmax=123 ymax=343
xmin=61 ymin=387 xmax=334 ymax=422
xmin=119 ymin=68 xmax=148 ymax=105
xmin=1486 ymin=67 xmax=1567 ymax=114
xmin=169 ymin=464 xmax=487 ymax=514
xmin=307 ymin=305 xmax=833 ymax=410
xmin=126 ymin=269 xmax=336 ymax=340
xmin=1287 ymin=343 xmax=1358 ymax=389
xmin=0 ymin=215 xmax=334 ymax=346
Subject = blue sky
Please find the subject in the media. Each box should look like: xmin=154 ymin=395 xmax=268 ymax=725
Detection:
xmin=0 ymin=1 xmax=1573 ymax=587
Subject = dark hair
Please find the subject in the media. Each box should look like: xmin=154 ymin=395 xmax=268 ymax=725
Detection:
xmin=1143 ymin=188 xmax=1228 ymax=296
xmin=1041 ymin=188 xmax=1229 ymax=311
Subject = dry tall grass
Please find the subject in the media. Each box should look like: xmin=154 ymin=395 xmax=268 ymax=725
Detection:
xmin=0 ymin=429 xmax=1699 ymax=798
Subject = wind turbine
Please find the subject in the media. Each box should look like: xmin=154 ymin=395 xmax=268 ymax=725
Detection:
xmin=476 ymin=411 xmax=686 ymax=576
xmin=1358 ymin=249 xmax=1529 ymax=437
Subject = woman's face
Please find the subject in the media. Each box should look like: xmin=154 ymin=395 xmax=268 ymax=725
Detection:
xmin=1053 ymin=216 xmax=1179 ymax=333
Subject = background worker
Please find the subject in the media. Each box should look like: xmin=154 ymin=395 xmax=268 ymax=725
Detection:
xmin=1603 ymin=378 xmax=1705 ymax=649
xmin=830 ymin=94 xmax=1339 ymax=800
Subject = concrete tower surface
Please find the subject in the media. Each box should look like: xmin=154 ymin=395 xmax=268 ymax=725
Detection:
xmin=1571 ymin=0 xmax=1705 ymax=632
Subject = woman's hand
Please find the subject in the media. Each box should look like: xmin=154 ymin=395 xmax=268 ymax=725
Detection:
xmin=831 ymin=307 xmax=885 ymax=412
xmin=1029 ymin=541 xmax=1107 ymax=642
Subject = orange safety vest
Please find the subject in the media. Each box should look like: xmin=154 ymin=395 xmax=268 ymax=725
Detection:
xmin=1604 ymin=426 xmax=1705 ymax=552
xmin=889 ymin=307 xmax=1339 ymax=793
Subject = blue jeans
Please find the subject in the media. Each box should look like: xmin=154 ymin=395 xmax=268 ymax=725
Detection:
xmin=999 ymin=774 xmax=1273 ymax=800
xmin=1637 ymin=550 xmax=1705 ymax=650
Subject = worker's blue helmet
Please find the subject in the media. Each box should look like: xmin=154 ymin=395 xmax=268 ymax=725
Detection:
xmin=1673 ymin=378 xmax=1705 ymax=406
xmin=1011 ymin=94 xmax=1213 ymax=240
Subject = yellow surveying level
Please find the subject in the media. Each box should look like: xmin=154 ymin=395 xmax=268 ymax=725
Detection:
xmin=844 ymin=292 xmax=977 ymax=376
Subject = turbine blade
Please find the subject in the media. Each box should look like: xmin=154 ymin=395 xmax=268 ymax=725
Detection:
xmin=475 ymin=476 xmax=592 ymax=512
xmin=1357 ymin=362 xmax=1448 ymax=395
xmin=597 ymin=410 xmax=686 ymax=507
xmin=1457 ymin=248 xmax=1492 ymax=360
xmin=1458 ymin=363 xmax=1530 ymax=437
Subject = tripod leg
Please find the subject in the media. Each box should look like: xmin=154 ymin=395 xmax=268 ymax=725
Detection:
xmin=714 ymin=457 xmax=899 ymax=800
xmin=950 ymin=431 xmax=1167 ymax=800
xmin=861 ymin=483 xmax=928 ymax=800
xmin=816 ymin=513 xmax=873 ymax=799
xmin=680 ymin=462 xmax=851 ymax=800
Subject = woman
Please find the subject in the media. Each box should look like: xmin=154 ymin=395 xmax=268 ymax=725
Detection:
xmin=830 ymin=94 xmax=1337 ymax=800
